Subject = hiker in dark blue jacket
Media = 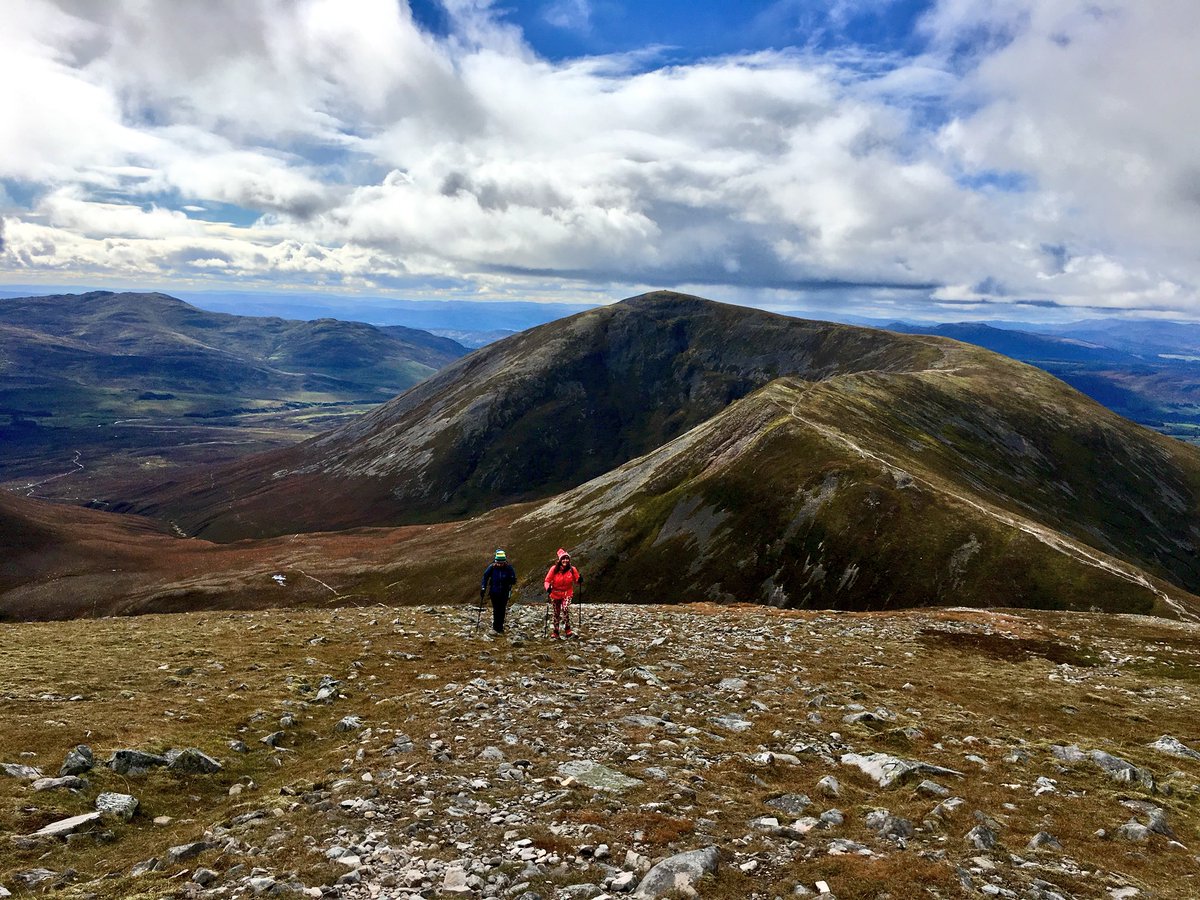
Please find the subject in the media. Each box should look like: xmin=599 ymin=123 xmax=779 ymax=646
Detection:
xmin=481 ymin=550 xmax=518 ymax=634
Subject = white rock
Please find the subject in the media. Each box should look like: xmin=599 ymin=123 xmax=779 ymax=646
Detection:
xmin=33 ymin=811 xmax=102 ymax=838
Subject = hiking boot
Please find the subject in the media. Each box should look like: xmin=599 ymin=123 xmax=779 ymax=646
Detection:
xmin=564 ymin=627 xmax=575 ymax=638
xmin=551 ymin=629 xmax=560 ymax=639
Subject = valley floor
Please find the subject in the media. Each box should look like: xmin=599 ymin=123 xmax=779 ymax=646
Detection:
xmin=1 ymin=604 xmax=1198 ymax=899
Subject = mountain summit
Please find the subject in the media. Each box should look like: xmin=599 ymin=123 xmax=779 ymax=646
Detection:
xmin=136 ymin=292 xmax=942 ymax=536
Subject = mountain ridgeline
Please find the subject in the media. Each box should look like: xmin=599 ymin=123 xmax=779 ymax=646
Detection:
xmin=2 ymin=290 xmax=1199 ymax=620
xmin=135 ymin=294 xmax=944 ymax=535
xmin=108 ymin=291 xmax=1200 ymax=621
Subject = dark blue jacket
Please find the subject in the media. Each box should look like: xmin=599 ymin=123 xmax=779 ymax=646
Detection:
xmin=482 ymin=562 xmax=517 ymax=598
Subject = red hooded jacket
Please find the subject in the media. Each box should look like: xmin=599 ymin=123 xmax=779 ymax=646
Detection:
xmin=544 ymin=548 xmax=582 ymax=601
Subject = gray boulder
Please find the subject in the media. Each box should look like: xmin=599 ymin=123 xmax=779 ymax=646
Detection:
xmin=1 ymin=763 xmax=43 ymax=781
xmin=31 ymin=776 xmax=88 ymax=792
xmin=96 ymin=792 xmax=139 ymax=822
xmin=966 ymin=824 xmax=999 ymax=850
xmin=840 ymin=752 xmax=963 ymax=788
xmin=12 ymin=870 xmax=60 ymax=890
xmin=32 ymin=812 xmax=102 ymax=839
xmin=1027 ymin=831 xmax=1062 ymax=851
xmin=765 ymin=793 xmax=811 ymax=816
xmin=1116 ymin=821 xmax=1150 ymax=842
xmin=633 ymin=846 xmax=720 ymax=898
xmin=1147 ymin=735 xmax=1200 ymax=761
xmin=559 ymin=760 xmax=643 ymax=793
xmin=164 ymin=841 xmax=211 ymax=865
xmin=711 ymin=714 xmax=752 ymax=732
xmin=1090 ymin=750 xmax=1155 ymax=790
xmin=1051 ymin=744 xmax=1086 ymax=763
xmin=59 ymin=745 xmax=94 ymax=776
xmin=167 ymin=749 xmax=223 ymax=774
xmin=107 ymin=749 xmax=169 ymax=775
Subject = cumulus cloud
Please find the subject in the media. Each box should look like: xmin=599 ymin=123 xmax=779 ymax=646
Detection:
xmin=0 ymin=0 xmax=1197 ymax=316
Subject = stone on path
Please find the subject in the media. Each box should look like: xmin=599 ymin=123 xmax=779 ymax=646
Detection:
xmin=107 ymin=749 xmax=169 ymax=775
xmin=558 ymin=760 xmax=644 ymax=793
xmin=1027 ymin=831 xmax=1063 ymax=851
xmin=12 ymin=870 xmax=59 ymax=891
xmin=633 ymin=846 xmax=720 ymax=898
xmin=765 ymin=793 xmax=811 ymax=816
xmin=816 ymin=775 xmax=840 ymax=797
xmin=31 ymin=776 xmax=88 ymax=792
xmin=711 ymin=713 xmax=752 ymax=732
xmin=167 ymin=748 xmax=222 ymax=774
xmin=164 ymin=840 xmax=211 ymax=865
xmin=1090 ymin=750 xmax=1154 ymax=790
xmin=442 ymin=866 xmax=470 ymax=894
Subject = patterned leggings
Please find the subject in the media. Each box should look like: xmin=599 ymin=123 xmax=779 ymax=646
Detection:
xmin=552 ymin=597 xmax=571 ymax=627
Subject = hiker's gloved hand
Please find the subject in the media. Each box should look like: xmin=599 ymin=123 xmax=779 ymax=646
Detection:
xmin=480 ymin=589 xmax=485 ymax=601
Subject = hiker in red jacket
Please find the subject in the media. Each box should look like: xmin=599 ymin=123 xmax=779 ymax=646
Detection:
xmin=544 ymin=548 xmax=582 ymax=639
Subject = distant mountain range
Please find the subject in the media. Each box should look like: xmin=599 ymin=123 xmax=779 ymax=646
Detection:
xmin=0 ymin=291 xmax=466 ymax=499
xmin=4 ymin=291 xmax=1200 ymax=622
xmin=877 ymin=319 xmax=1200 ymax=442
xmin=30 ymin=290 xmax=1179 ymax=624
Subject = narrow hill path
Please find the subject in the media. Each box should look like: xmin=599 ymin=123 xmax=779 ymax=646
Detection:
xmin=779 ymin=382 xmax=1200 ymax=622
xmin=22 ymin=450 xmax=84 ymax=498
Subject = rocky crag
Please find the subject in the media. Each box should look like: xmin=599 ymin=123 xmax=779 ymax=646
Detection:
xmin=2 ymin=603 xmax=1198 ymax=899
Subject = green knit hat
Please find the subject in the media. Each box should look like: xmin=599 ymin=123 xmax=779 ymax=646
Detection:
xmin=494 ymin=549 xmax=507 ymax=561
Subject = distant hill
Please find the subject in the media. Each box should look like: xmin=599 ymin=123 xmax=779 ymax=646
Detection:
xmin=0 ymin=291 xmax=466 ymax=499
xmin=884 ymin=321 xmax=1139 ymax=365
xmin=887 ymin=319 xmax=1200 ymax=441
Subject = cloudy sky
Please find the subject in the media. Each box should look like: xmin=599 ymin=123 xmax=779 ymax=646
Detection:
xmin=1 ymin=0 xmax=1197 ymax=319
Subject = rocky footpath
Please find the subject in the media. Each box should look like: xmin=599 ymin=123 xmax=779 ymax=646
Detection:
xmin=1 ymin=603 xmax=1199 ymax=899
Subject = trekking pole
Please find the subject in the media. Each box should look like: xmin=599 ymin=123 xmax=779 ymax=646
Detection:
xmin=476 ymin=590 xmax=484 ymax=631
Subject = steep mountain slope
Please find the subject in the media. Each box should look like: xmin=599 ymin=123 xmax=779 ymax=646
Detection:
xmin=515 ymin=375 xmax=1200 ymax=617
xmin=137 ymin=292 xmax=944 ymax=538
